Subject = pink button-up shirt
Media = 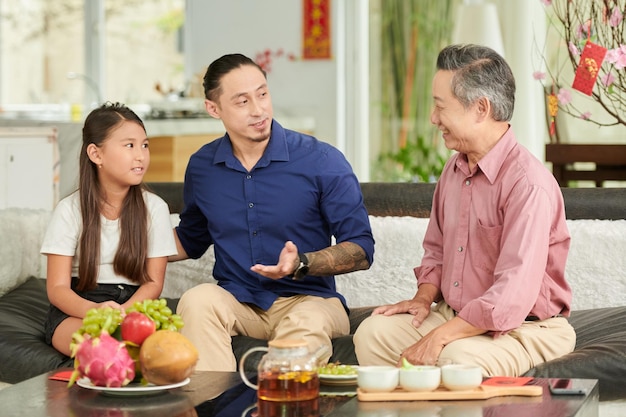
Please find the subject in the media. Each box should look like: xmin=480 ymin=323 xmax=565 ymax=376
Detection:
xmin=415 ymin=128 xmax=572 ymax=334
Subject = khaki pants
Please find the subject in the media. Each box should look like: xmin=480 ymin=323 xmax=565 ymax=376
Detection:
xmin=354 ymin=302 xmax=576 ymax=376
xmin=177 ymin=283 xmax=350 ymax=371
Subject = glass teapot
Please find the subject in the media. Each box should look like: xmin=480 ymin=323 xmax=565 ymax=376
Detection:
xmin=238 ymin=339 xmax=320 ymax=402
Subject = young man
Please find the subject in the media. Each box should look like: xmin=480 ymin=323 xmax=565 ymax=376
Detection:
xmin=354 ymin=44 xmax=575 ymax=377
xmin=170 ymin=53 xmax=374 ymax=371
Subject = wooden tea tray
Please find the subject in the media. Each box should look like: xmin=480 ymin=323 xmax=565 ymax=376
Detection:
xmin=357 ymin=383 xmax=543 ymax=402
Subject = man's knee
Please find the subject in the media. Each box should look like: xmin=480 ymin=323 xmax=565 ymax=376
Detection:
xmin=283 ymin=298 xmax=349 ymax=335
xmin=440 ymin=337 xmax=530 ymax=377
xmin=353 ymin=315 xmax=388 ymax=346
xmin=177 ymin=283 xmax=225 ymax=314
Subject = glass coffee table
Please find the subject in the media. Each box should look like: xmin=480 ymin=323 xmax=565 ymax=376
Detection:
xmin=0 ymin=368 xmax=598 ymax=417
xmin=201 ymin=376 xmax=599 ymax=417
xmin=0 ymin=368 xmax=240 ymax=417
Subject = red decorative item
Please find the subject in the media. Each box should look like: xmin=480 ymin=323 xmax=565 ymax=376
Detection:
xmin=547 ymin=91 xmax=559 ymax=140
xmin=572 ymin=40 xmax=607 ymax=95
xmin=302 ymin=0 xmax=331 ymax=59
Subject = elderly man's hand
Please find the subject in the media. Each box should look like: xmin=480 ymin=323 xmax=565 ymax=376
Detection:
xmin=372 ymin=297 xmax=433 ymax=328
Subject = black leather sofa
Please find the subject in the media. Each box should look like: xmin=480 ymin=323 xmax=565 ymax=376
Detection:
xmin=1 ymin=182 xmax=625 ymax=402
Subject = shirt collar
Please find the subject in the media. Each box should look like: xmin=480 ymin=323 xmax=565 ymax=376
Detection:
xmin=457 ymin=125 xmax=516 ymax=184
xmin=213 ymin=119 xmax=290 ymax=167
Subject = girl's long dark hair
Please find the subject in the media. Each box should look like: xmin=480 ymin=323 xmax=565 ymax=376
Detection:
xmin=76 ymin=102 xmax=150 ymax=291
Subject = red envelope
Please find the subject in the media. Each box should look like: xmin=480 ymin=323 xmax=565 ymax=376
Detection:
xmin=482 ymin=376 xmax=534 ymax=386
xmin=48 ymin=370 xmax=74 ymax=382
xmin=572 ymin=40 xmax=607 ymax=95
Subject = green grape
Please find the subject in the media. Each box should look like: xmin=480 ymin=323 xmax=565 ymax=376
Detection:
xmin=151 ymin=311 xmax=162 ymax=322
xmin=124 ymin=298 xmax=184 ymax=331
xmin=83 ymin=323 xmax=99 ymax=335
xmin=72 ymin=307 xmax=123 ymax=342
xmin=317 ymin=362 xmax=358 ymax=375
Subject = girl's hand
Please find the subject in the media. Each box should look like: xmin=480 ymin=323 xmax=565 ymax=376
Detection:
xmin=98 ymin=300 xmax=123 ymax=311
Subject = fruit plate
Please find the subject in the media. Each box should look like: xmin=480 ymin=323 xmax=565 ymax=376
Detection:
xmin=319 ymin=368 xmax=358 ymax=386
xmin=76 ymin=377 xmax=190 ymax=397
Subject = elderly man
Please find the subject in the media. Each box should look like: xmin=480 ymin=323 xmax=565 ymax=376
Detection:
xmin=354 ymin=44 xmax=574 ymax=377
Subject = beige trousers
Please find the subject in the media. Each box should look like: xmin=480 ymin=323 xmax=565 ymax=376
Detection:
xmin=176 ymin=283 xmax=350 ymax=371
xmin=354 ymin=302 xmax=576 ymax=376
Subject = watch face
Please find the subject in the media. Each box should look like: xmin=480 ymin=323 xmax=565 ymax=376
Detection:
xmin=293 ymin=264 xmax=309 ymax=280
xmin=292 ymin=253 xmax=309 ymax=280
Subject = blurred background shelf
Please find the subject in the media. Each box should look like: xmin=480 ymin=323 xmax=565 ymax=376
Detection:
xmin=545 ymin=144 xmax=626 ymax=187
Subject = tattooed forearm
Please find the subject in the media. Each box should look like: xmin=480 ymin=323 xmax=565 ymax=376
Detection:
xmin=306 ymin=242 xmax=370 ymax=276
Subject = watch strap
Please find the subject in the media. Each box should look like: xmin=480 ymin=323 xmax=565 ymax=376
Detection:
xmin=290 ymin=252 xmax=309 ymax=280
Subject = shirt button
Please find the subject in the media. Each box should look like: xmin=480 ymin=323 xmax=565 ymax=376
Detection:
xmin=465 ymin=179 xmax=471 ymax=186
xmin=453 ymin=281 xmax=459 ymax=287
xmin=252 ymin=231 xmax=257 ymax=236
xmin=248 ymin=202 xmax=254 ymax=208
xmin=246 ymin=175 xmax=251 ymax=179
xmin=458 ymin=246 xmax=463 ymax=252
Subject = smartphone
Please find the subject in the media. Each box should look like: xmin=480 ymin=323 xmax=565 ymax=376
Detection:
xmin=548 ymin=378 xmax=588 ymax=395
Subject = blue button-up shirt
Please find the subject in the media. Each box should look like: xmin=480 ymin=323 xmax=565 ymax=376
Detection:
xmin=176 ymin=120 xmax=374 ymax=311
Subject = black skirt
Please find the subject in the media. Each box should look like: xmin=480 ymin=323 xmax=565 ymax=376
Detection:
xmin=44 ymin=277 xmax=139 ymax=345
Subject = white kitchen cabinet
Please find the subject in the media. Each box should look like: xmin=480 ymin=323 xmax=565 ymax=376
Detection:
xmin=0 ymin=127 xmax=59 ymax=210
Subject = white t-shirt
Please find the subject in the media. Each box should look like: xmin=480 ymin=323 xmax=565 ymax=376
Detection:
xmin=40 ymin=190 xmax=177 ymax=285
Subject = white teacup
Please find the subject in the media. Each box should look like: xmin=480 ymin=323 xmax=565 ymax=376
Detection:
xmin=357 ymin=366 xmax=399 ymax=392
xmin=441 ymin=364 xmax=483 ymax=391
xmin=399 ymin=365 xmax=441 ymax=392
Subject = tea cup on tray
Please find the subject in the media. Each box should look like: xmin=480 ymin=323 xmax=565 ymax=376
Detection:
xmin=357 ymin=366 xmax=399 ymax=392
xmin=399 ymin=365 xmax=441 ymax=392
xmin=441 ymin=364 xmax=483 ymax=391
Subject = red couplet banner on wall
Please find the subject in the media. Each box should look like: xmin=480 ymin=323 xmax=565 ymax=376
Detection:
xmin=302 ymin=0 xmax=331 ymax=59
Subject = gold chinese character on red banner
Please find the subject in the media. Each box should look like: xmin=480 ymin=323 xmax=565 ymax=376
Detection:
xmin=572 ymin=40 xmax=607 ymax=96
xmin=302 ymin=0 xmax=331 ymax=59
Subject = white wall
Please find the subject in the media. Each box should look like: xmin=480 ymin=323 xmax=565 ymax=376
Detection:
xmin=496 ymin=0 xmax=549 ymax=160
xmin=184 ymin=0 xmax=338 ymax=147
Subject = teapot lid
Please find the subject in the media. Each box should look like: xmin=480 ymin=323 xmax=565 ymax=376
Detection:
xmin=268 ymin=339 xmax=307 ymax=349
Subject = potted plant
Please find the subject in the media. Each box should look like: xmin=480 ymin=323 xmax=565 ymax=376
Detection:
xmin=371 ymin=0 xmax=456 ymax=183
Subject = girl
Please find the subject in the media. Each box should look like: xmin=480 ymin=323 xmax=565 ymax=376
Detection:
xmin=41 ymin=102 xmax=177 ymax=356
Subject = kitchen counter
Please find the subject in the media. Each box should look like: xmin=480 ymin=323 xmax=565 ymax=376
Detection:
xmin=144 ymin=115 xmax=315 ymax=137
xmin=143 ymin=116 xmax=315 ymax=182
xmin=0 ymin=116 xmax=315 ymax=198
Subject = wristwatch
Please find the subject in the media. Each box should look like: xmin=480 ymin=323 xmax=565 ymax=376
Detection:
xmin=290 ymin=252 xmax=309 ymax=281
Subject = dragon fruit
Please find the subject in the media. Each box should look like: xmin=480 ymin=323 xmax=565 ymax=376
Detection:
xmin=70 ymin=332 xmax=135 ymax=387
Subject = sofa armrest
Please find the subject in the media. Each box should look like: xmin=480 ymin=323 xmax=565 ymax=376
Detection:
xmin=0 ymin=277 xmax=73 ymax=383
xmin=523 ymin=306 xmax=626 ymax=401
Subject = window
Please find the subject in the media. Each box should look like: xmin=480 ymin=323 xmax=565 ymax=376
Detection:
xmin=0 ymin=0 xmax=184 ymax=119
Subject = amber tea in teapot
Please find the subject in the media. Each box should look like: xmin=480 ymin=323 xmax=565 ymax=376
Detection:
xmin=239 ymin=338 xmax=320 ymax=402
xmin=258 ymin=369 xmax=319 ymax=401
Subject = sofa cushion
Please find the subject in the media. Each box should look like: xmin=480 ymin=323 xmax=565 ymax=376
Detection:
xmin=0 ymin=277 xmax=73 ymax=383
xmin=523 ymin=306 xmax=626 ymax=401
xmin=0 ymin=209 xmax=50 ymax=297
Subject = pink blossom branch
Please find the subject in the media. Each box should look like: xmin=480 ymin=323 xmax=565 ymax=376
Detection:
xmin=536 ymin=0 xmax=626 ymax=133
